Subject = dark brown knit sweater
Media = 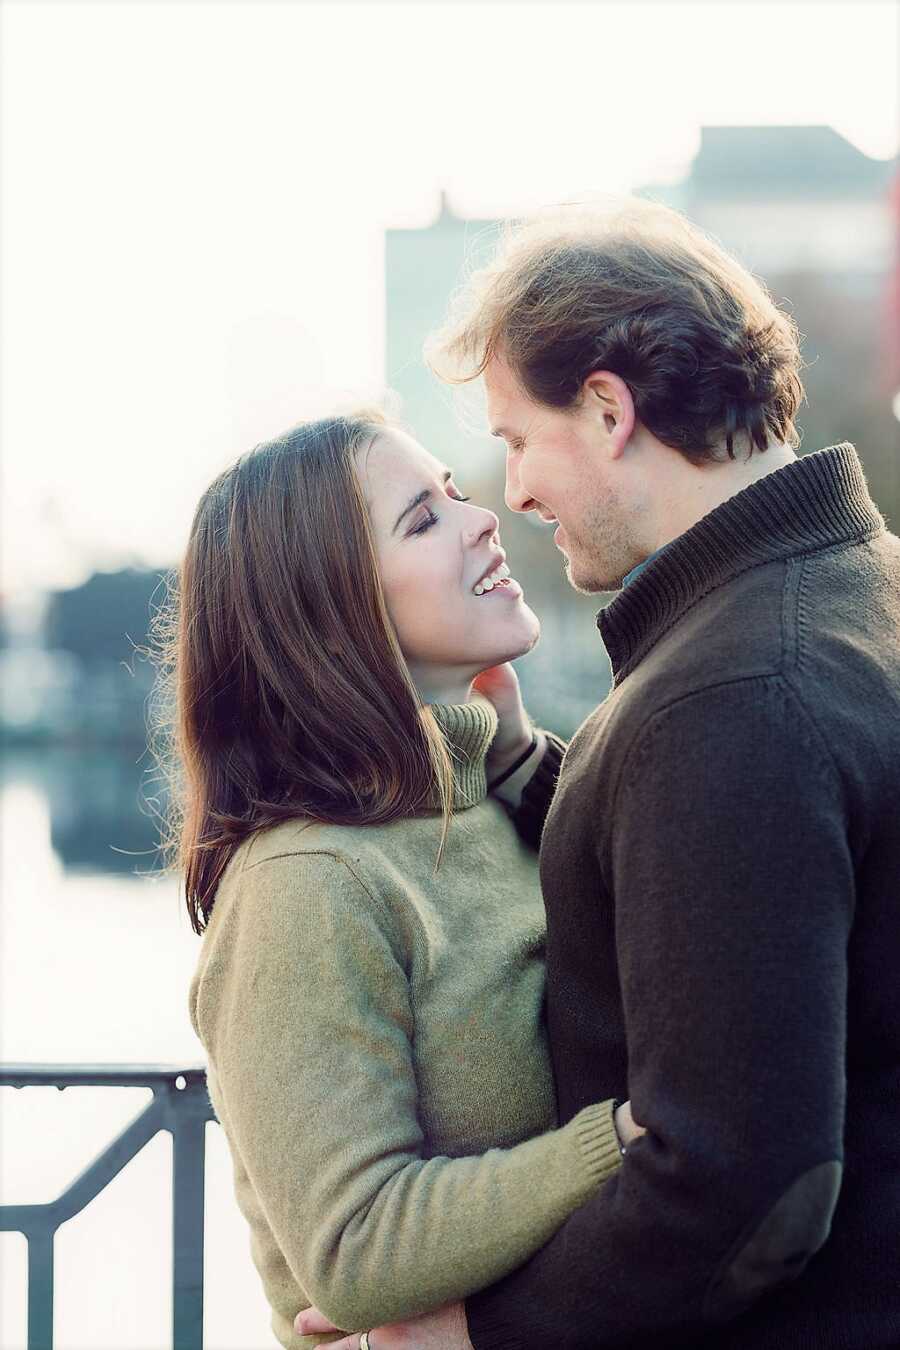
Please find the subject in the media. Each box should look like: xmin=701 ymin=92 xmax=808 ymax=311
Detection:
xmin=468 ymin=443 xmax=900 ymax=1349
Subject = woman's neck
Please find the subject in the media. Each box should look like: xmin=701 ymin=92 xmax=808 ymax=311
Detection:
xmin=409 ymin=668 xmax=477 ymax=708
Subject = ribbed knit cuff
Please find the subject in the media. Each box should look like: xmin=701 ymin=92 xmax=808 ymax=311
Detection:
xmin=465 ymin=1100 xmax=622 ymax=1350
xmin=490 ymin=730 xmax=546 ymax=808
xmin=569 ymin=1099 xmax=623 ymax=1186
xmin=510 ymin=730 xmax=567 ymax=851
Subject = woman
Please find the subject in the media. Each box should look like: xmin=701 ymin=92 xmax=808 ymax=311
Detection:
xmin=163 ymin=410 xmax=640 ymax=1350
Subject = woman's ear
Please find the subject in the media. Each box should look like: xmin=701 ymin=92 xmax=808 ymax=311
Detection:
xmin=582 ymin=370 xmax=635 ymax=458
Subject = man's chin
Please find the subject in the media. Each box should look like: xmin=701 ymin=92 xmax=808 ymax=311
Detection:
xmin=563 ymin=555 xmax=614 ymax=596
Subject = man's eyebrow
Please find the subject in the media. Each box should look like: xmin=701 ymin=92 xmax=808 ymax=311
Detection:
xmin=392 ymin=470 xmax=453 ymax=534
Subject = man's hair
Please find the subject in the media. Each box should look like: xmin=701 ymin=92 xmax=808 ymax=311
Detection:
xmin=427 ymin=198 xmax=805 ymax=462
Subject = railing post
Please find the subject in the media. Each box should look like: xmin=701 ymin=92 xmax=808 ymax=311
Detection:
xmin=171 ymin=1082 xmax=208 ymax=1350
xmin=27 ymin=1229 xmax=54 ymax=1350
xmin=2 ymin=1065 xmax=215 ymax=1350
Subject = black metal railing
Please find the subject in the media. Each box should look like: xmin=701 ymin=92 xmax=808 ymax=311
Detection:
xmin=0 ymin=1064 xmax=216 ymax=1350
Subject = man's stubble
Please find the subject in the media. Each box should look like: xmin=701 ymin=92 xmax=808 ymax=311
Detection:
xmin=562 ymin=480 xmax=638 ymax=596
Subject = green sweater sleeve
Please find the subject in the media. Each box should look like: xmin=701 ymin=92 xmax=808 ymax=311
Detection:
xmin=193 ymin=848 xmax=621 ymax=1332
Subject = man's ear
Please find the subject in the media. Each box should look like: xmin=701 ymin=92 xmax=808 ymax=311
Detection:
xmin=582 ymin=370 xmax=635 ymax=458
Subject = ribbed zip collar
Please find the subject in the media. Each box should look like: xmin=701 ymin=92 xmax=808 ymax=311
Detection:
xmin=598 ymin=444 xmax=884 ymax=684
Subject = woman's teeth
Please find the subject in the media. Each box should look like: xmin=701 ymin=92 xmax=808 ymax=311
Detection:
xmin=473 ymin=563 xmax=511 ymax=596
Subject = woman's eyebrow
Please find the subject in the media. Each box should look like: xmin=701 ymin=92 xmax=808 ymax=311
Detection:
xmin=392 ymin=470 xmax=453 ymax=534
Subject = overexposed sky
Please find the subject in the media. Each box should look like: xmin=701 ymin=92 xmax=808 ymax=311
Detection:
xmin=2 ymin=0 xmax=898 ymax=595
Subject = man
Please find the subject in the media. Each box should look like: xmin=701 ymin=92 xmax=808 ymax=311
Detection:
xmin=297 ymin=199 xmax=900 ymax=1348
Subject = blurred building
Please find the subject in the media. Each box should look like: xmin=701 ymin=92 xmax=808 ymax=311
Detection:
xmin=642 ymin=124 xmax=896 ymax=284
xmin=386 ymin=192 xmax=501 ymax=473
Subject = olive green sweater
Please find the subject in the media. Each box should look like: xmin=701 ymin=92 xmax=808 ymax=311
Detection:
xmin=188 ymin=699 xmax=621 ymax=1349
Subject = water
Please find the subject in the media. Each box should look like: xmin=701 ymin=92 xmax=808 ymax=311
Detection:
xmin=0 ymin=749 xmax=272 ymax=1350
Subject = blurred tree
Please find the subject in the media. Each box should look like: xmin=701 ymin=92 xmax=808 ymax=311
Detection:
xmin=44 ymin=568 xmax=166 ymax=672
xmin=42 ymin=567 xmax=168 ymax=743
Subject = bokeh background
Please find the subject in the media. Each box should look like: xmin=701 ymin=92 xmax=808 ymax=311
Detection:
xmin=2 ymin=2 xmax=898 ymax=1347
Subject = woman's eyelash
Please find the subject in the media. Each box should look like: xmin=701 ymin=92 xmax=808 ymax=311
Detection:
xmin=410 ymin=509 xmax=439 ymax=536
xmin=409 ymin=494 xmax=470 ymax=536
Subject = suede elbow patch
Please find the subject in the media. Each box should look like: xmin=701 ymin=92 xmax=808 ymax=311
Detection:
xmin=703 ymin=1160 xmax=842 ymax=1323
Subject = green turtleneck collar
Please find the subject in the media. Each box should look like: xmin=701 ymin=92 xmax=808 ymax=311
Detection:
xmin=428 ymin=696 xmax=498 ymax=810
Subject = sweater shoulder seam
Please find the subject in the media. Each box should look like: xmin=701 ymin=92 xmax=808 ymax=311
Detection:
xmin=617 ymin=531 xmax=881 ymax=682
xmin=242 ymin=847 xmax=395 ymax=927
xmin=785 ymin=553 xmax=851 ymax=795
xmin=616 ymin=555 xmax=787 ymax=680
xmin=609 ymin=669 xmax=836 ymax=820
xmin=608 ymin=671 xmax=775 ymax=816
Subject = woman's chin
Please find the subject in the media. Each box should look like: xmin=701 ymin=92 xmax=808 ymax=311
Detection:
xmin=491 ymin=610 xmax=542 ymax=664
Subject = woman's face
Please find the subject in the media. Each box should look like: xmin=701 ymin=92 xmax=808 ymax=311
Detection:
xmin=356 ymin=427 xmax=540 ymax=702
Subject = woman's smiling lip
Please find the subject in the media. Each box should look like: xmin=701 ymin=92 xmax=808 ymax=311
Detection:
xmin=471 ymin=549 xmax=507 ymax=590
xmin=471 ymin=576 xmax=523 ymax=600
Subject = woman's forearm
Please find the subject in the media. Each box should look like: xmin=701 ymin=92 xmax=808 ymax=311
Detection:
xmin=193 ymin=849 xmax=621 ymax=1332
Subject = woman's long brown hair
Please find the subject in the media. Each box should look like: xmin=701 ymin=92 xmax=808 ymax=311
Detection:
xmin=151 ymin=412 xmax=454 ymax=934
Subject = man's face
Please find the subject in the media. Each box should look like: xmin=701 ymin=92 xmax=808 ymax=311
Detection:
xmin=484 ymin=355 xmax=641 ymax=592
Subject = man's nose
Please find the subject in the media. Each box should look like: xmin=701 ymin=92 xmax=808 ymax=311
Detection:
xmin=504 ymin=452 xmax=534 ymax=514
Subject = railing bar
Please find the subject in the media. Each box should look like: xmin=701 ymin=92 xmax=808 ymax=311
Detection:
xmin=0 ymin=1204 xmax=53 ymax=1232
xmin=49 ymin=1097 xmax=165 ymax=1226
xmin=1 ymin=1064 xmax=208 ymax=1090
xmin=27 ymin=1229 xmax=54 ymax=1350
xmin=172 ymin=1114 xmax=207 ymax=1350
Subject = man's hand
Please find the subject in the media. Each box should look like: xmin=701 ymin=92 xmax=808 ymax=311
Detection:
xmin=473 ymin=663 xmax=534 ymax=781
xmin=294 ymin=1300 xmax=473 ymax=1350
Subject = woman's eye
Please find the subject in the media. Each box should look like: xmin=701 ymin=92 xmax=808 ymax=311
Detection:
xmin=409 ymin=493 xmax=470 ymax=537
xmin=410 ymin=509 xmax=439 ymax=536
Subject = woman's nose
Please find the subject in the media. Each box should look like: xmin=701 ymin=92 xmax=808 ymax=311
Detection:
xmin=466 ymin=505 xmax=500 ymax=546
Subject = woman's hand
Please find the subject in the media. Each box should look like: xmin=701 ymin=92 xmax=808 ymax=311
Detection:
xmin=614 ymin=1099 xmax=646 ymax=1149
xmin=473 ymin=664 xmax=534 ymax=782
xmin=294 ymin=1301 xmax=473 ymax=1349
